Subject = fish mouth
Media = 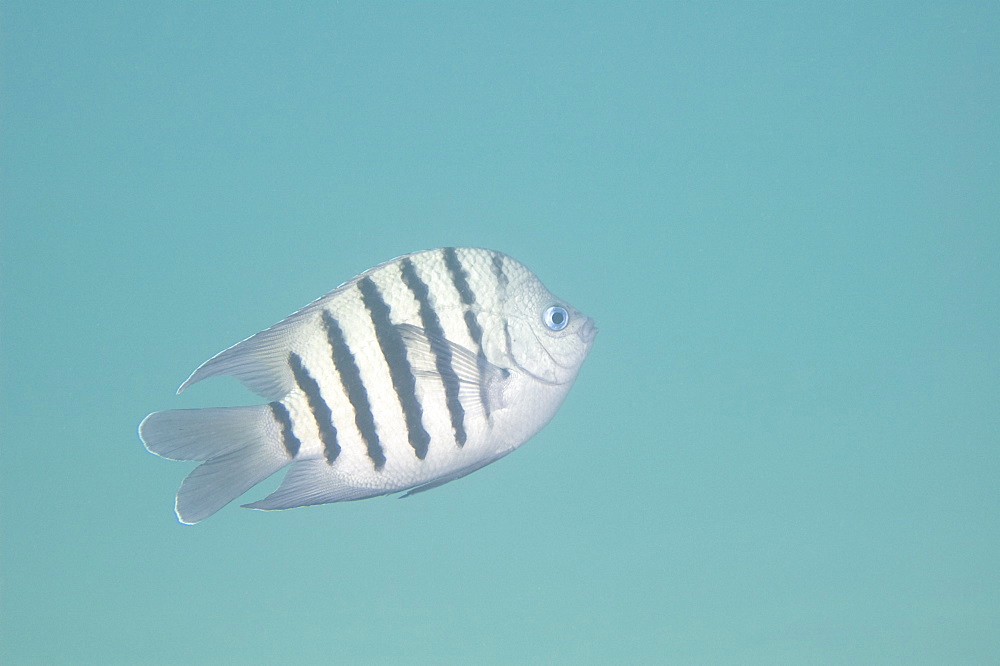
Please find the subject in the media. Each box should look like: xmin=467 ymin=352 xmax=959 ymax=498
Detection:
xmin=577 ymin=317 xmax=598 ymax=345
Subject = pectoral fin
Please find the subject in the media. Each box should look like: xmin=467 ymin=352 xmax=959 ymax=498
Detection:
xmin=395 ymin=323 xmax=510 ymax=418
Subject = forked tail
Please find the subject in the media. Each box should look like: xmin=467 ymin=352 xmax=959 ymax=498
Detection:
xmin=139 ymin=405 xmax=289 ymax=524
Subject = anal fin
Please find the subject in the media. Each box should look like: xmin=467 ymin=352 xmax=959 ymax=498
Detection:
xmin=242 ymin=460 xmax=388 ymax=511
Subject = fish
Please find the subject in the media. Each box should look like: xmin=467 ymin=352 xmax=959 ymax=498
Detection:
xmin=139 ymin=247 xmax=596 ymax=523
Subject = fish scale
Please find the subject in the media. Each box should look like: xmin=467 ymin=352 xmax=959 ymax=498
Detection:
xmin=139 ymin=247 xmax=596 ymax=523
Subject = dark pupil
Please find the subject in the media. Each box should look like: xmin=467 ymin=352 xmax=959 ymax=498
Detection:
xmin=551 ymin=310 xmax=565 ymax=325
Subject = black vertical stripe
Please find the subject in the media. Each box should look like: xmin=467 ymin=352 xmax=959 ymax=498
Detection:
xmin=358 ymin=276 xmax=431 ymax=459
xmin=444 ymin=247 xmax=486 ymax=349
xmin=321 ymin=310 xmax=386 ymax=470
xmin=491 ymin=252 xmax=513 ymax=374
xmin=288 ymin=352 xmax=340 ymax=463
xmin=269 ymin=401 xmax=301 ymax=457
xmin=399 ymin=258 xmax=467 ymax=447
xmin=462 ymin=309 xmax=485 ymax=351
xmin=444 ymin=247 xmax=494 ymax=419
xmin=490 ymin=251 xmax=508 ymax=293
xmin=443 ymin=247 xmax=477 ymax=306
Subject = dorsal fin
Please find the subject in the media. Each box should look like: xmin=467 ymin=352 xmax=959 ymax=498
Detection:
xmin=176 ymin=282 xmax=355 ymax=400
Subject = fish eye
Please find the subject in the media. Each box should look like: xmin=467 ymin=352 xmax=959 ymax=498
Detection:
xmin=543 ymin=305 xmax=569 ymax=331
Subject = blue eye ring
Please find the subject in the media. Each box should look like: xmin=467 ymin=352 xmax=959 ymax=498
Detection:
xmin=543 ymin=305 xmax=570 ymax=331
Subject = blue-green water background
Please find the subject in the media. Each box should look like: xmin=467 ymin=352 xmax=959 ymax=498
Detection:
xmin=2 ymin=3 xmax=998 ymax=663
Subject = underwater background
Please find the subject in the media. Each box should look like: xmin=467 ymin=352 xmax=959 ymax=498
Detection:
xmin=2 ymin=3 xmax=998 ymax=663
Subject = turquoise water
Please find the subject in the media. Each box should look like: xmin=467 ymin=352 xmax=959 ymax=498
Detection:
xmin=2 ymin=3 xmax=998 ymax=663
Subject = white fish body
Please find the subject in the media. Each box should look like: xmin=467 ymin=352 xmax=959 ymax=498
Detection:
xmin=139 ymin=248 xmax=596 ymax=523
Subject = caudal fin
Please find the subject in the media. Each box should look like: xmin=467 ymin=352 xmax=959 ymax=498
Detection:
xmin=139 ymin=405 xmax=290 ymax=524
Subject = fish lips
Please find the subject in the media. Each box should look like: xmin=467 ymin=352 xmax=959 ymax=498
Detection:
xmin=577 ymin=316 xmax=598 ymax=346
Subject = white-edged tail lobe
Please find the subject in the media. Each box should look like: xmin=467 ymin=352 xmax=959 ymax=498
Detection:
xmin=139 ymin=406 xmax=290 ymax=524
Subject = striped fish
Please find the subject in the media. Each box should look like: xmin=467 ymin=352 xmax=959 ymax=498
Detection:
xmin=139 ymin=247 xmax=596 ymax=524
